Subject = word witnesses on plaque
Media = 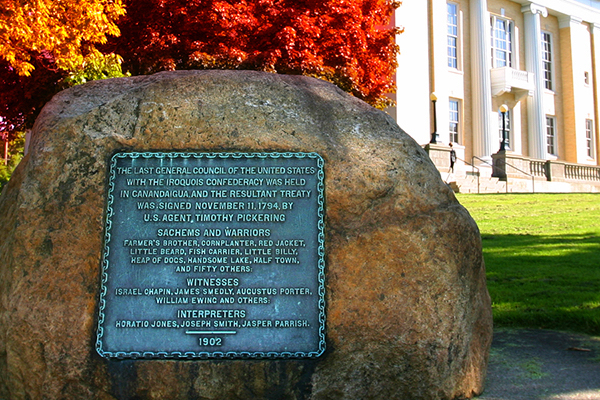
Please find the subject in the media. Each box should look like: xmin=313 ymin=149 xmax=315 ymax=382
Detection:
xmin=96 ymin=152 xmax=325 ymax=359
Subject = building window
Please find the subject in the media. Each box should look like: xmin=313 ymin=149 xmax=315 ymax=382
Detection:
xmin=542 ymin=32 xmax=553 ymax=90
xmin=449 ymin=99 xmax=460 ymax=143
xmin=546 ymin=116 xmax=556 ymax=155
xmin=491 ymin=16 xmax=513 ymax=68
xmin=498 ymin=108 xmax=511 ymax=147
xmin=586 ymin=119 xmax=595 ymax=158
xmin=447 ymin=3 xmax=459 ymax=69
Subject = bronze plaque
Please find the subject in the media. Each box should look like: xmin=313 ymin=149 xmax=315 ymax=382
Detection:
xmin=96 ymin=152 xmax=325 ymax=359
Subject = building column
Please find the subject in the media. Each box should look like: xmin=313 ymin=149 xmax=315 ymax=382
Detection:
xmin=522 ymin=3 xmax=548 ymax=160
xmin=559 ymin=15 xmax=588 ymax=163
xmin=389 ymin=3 xmax=432 ymax=144
xmin=470 ymin=0 xmax=495 ymax=161
xmin=590 ymin=23 xmax=600 ymax=165
xmin=429 ymin=0 xmax=450 ymax=145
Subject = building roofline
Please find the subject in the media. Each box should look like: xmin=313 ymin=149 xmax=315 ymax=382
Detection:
xmin=511 ymin=0 xmax=600 ymax=24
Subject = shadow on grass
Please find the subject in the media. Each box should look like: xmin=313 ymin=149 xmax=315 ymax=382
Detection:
xmin=481 ymin=232 xmax=600 ymax=335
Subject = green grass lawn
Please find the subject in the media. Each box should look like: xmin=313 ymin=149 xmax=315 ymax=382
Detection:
xmin=455 ymin=193 xmax=600 ymax=335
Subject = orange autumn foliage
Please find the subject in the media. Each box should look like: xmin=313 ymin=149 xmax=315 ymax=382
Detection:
xmin=0 ymin=0 xmax=125 ymax=76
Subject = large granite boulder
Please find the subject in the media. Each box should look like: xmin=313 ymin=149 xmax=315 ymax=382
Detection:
xmin=0 ymin=70 xmax=492 ymax=399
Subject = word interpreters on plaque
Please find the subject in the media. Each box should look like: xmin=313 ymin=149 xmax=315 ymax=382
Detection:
xmin=96 ymin=152 xmax=326 ymax=359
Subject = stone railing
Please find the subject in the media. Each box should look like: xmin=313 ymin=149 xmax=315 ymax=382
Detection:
xmin=492 ymin=152 xmax=600 ymax=183
xmin=490 ymin=67 xmax=535 ymax=99
xmin=529 ymin=159 xmax=547 ymax=178
xmin=562 ymin=163 xmax=600 ymax=181
xmin=511 ymin=69 xmax=530 ymax=82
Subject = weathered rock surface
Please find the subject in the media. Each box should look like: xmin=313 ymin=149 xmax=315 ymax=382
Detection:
xmin=0 ymin=70 xmax=492 ymax=399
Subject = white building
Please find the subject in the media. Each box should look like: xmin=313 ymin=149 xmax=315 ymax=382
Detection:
xmin=388 ymin=0 xmax=600 ymax=192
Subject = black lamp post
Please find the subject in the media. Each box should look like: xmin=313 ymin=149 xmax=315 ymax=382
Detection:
xmin=430 ymin=92 xmax=439 ymax=144
xmin=499 ymin=104 xmax=509 ymax=152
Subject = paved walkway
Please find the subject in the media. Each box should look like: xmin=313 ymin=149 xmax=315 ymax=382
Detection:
xmin=476 ymin=329 xmax=600 ymax=400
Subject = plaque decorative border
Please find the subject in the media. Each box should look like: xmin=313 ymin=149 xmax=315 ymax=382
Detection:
xmin=96 ymin=152 xmax=326 ymax=359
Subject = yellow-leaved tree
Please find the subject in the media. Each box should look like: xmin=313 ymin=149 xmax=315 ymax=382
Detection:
xmin=0 ymin=0 xmax=125 ymax=76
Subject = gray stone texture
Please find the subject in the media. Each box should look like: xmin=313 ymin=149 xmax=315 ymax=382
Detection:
xmin=0 ymin=70 xmax=492 ymax=399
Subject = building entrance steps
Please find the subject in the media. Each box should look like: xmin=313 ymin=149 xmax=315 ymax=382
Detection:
xmin=424 ymin=144 xmax=600 ymax=193
xmin=447 ymin=174 xmax=507 ymax=194
xmin=445 ymin=173 xmax=600 ymax=193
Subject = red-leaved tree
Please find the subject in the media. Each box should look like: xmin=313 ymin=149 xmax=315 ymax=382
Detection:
xmin=1 ymin=0 xmax=401 ymax=146
xmin=103 ymin=0 xmax=401 ymax=108
xmin=0 ymin=52 xmax=66 ymax=143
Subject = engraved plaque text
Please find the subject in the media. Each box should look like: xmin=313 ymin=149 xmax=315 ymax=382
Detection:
xmin=96 ymin=152 xmax=325 ymax=359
